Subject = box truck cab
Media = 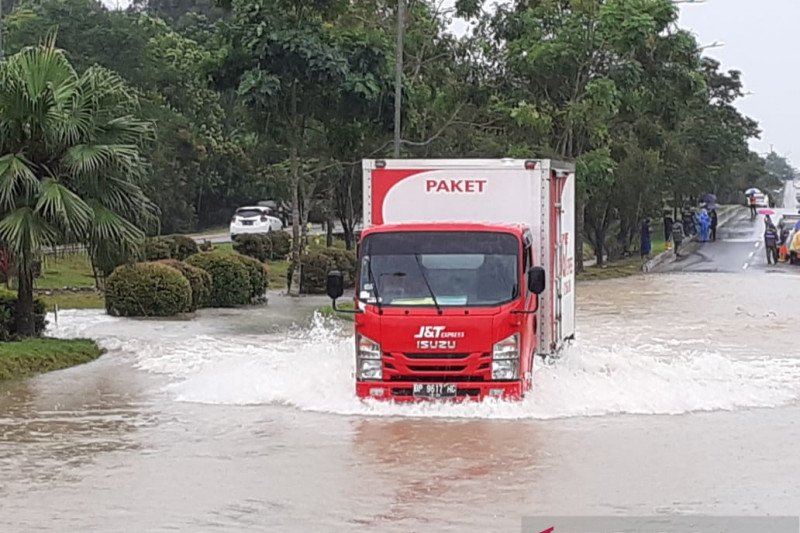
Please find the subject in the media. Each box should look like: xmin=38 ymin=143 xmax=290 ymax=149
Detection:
xmin=326 ymin=159 xmax=576 ymax=401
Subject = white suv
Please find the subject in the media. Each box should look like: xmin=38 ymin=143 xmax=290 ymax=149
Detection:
xmin=230 ymin=206 xmax=283 ymax=239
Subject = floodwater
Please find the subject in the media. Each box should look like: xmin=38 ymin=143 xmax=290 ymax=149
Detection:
xmin=2 ymin=274 xmax=800 ymax=532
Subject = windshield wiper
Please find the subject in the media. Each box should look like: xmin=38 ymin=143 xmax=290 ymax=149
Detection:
xmin=414 ymin=253 xmax=442 ymax=315
xmin=366 ymin=256 xmax=383 ymax=313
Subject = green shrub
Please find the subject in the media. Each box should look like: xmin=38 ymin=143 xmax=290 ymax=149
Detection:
xmin=233 ymin=253 xmax=269 ymax=300
xmin=293 ymin=251 xmax=334 ymax=295
xmin=143 ymin=237 xmax=172 ymax=261
xmin=166 ymin=235 xmax=199 ymax=260
xmin=198 ymin=240 xmax=214 ymax=252
xmin=186 ymin=252 xmax=250 ymax=307
xmin=319 ymin=248 xmax=357 ymax=288
xmin=267 ymin=231 xmax=291 ymax=259
xmin=285 ymin=248 xmax=358 ymax=294
xmin=0 ymin=288 xmax=47 ymax=341
xmin=158 ymin=259 xmax=212 ymax=310
xmin=233 ymin=234 xmax=271 ymax=262
xmin=105 ymin=263 xmax=192 ymax=317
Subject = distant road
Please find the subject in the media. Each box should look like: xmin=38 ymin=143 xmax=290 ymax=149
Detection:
xmin=191 ymin=222 xmax=362 ymax=245
xmin=655 ymin=184 xmax=799 ymax=275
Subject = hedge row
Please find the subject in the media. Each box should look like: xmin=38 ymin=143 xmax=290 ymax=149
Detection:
xmin=0 ymin=288 xmax=47 ymax=341
xmin=288 ymin=247 xmax=358 ymax=295
xmin=232 ymin=232 xmax=291 ymax=262
xmin=143 ymin=235 xmax=199 ymax=262
xmin=105 ymin=251 xmax=269 ymax=317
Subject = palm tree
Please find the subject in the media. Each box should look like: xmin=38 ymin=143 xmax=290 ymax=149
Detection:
xmin=0 ymin=37 xmax=158 ymax=336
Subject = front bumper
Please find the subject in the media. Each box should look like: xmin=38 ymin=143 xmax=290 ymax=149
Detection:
xmin=356 ymin=380 xmax=524 ymax=402
xmin=230 ymin=224 xmax=273 ymax=236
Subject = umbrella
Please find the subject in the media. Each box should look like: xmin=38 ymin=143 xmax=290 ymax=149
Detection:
xmin=702 ymin=193 xmax=717 ymax=204
xmin=745 ymin=188 xmax=761 ymax=196
xmin=758 ymin=208 xmax=775 ymax=216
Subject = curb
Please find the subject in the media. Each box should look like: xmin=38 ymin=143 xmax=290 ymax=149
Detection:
xmin=642 ymin=205 xmax=742 ymax=273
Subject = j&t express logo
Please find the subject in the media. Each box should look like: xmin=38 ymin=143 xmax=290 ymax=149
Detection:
xmin=413 ymin=326 xmax=465 ymax=350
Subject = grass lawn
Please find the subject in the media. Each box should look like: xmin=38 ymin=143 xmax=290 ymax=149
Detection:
xmin=577 ymin=255 xmax=647 ymax=281
xmin=0 ymin=338 xmax=103 ymax=381
xmin=38 ymin=291 xmax=105 ymax=310
xmin=37 ymin=252 xmax=97 ymax=289
xmin=317 ymin=301 xmax=355 ymax=321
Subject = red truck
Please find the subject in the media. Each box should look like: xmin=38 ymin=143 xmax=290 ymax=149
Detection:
xmin=325 ymin=159 xmax=576 ymax=401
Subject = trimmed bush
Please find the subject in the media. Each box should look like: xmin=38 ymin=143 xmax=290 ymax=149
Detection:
xmin=286 ymin=248 xmax=358 ymax=294
xmin=158 ymin=259 xmax=212 ymax=310
xmin=166 ymin=235 xmax=199 ymax=261
xmin=233 ymin=234 xmax=271 ymax=262
xmin=293 ymin=251 xmax=334 ymax=295
xmin=319 ymin=248 xmax=357 ymax=287
xmin=143 ymin=237 xmax=172 ymax=261
xmin=268 ymin=231 xmax=291 ymax=259
xmin=105 ymin=263 xmax=192 ymax=317
xmin=186 ymin=252 xmax=250 ymax=307
xmin=0 ymin=288 xmax=47 ymax=341
xmin=233 ymin=253 xmax=269 ymax=300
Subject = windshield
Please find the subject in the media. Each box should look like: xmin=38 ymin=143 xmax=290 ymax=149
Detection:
xmin=358 ymin=231 xmax=520 ymax=307
xmin=235 ymin=208 xmax=265 ymax=218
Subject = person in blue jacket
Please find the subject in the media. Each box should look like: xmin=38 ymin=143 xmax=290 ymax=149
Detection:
xmin=698 ymin=209 xmax=710 ymax=242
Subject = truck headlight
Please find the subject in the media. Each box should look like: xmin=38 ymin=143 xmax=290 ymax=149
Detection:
xmin=357 ymin=334 xmax=381 ymax=359
xmin=492 ymin=360 xmax=518 ymax=380
xmin=492 ymin=333 xmax=519 ymax=380
xmin=356 ymin=334 xmax=382 ymax=380
xmin=493 ymin=333 xmax=519 ymax=360
xmin=358 ymin=360 xmax=383 ymax=380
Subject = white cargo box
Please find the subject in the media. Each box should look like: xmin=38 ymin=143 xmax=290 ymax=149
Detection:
xmin=362 ymin=158 xmax=576 ymax=356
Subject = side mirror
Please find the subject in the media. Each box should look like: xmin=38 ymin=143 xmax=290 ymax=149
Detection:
xmin=326 ymin=271 xmax=344 ymax=301
xmin=527 ymin=266 xmax=546 ymax=295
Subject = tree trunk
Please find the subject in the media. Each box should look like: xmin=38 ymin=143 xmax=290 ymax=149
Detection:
xmin=326 ymin=214 xmax=334 ymax=248
xmin=575 ymin=199 xmax=585 ymax=273
xmin=594 ymin=225 xmax=606 ymax=267
xmin=15 ymin=258 xmax=36 ymax=337
xmin=288 ymin=149 xmax=302 ymax=297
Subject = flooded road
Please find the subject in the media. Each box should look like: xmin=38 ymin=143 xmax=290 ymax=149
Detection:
xmin=3 ymin=259 xmax=800 ymax=528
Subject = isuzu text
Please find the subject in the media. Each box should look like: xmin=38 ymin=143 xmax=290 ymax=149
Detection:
xmin=325 ymin=159 xmax=576 ymax=401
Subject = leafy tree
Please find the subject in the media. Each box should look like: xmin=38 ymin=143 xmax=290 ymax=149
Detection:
xmin=0 ymin=39 xmax=157 ymax=334
xmin=215 ymin=0 xmax=390 ymax=295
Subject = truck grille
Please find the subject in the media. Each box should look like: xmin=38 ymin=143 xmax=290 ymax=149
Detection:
xmin=383 ymin=352 xmax=492 ymax=382
xmin=404 ymin=352 xmax=469 ymax=360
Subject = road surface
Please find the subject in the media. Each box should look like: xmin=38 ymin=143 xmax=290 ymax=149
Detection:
xmin=654 ymin=184 xmax=799 ymax=275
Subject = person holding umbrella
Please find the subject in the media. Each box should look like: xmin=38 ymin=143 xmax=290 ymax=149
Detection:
xmin=710 ymin=209 xmax=718 ymax=241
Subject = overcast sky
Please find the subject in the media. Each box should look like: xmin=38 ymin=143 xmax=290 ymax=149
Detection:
xmin=677 ymin=0 xmax=799 ymax=162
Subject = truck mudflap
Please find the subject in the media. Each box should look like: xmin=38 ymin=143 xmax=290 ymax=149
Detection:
xmin=356 ymin=381 xmax=525 ymax=402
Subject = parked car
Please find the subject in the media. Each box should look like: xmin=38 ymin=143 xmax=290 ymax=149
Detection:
xmin=230 ymin=206 xmax=283 ymax=239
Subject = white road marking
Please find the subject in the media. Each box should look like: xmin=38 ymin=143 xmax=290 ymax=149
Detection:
xmin=742 ymin=263 xmax=749 ymax=270
xmin=748 ymin=251 xmax=755 ymax=258
xmin=754 ymin=242 xmax=761 ymax=248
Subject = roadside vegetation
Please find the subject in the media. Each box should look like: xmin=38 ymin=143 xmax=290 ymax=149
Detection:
xmin=0 ymin=338 xmax=103 ymax=381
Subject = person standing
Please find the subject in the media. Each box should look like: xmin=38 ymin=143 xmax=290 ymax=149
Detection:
xmin=748 ymin=194 xmax=757 ymax=220
xmin=698 ymin=209 xmax=710 ymax=242
xmin=663 ymin=211 xmax=674 ymax=244
xmin=672 ymin=220 xmax=685 ymax=258
xmin=709 ymin=209 xmax=718 ymax=241
xmin=764 ymin=222 xmax=779 ymax=265
xmin=641 ymin=218 xmax=652 ymax=259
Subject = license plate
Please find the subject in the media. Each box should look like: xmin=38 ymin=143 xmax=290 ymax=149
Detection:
xmin=242 ymin=220 xmax=253 ymax=226
xmin=412 ymin=383 xmax=457 ymax=398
